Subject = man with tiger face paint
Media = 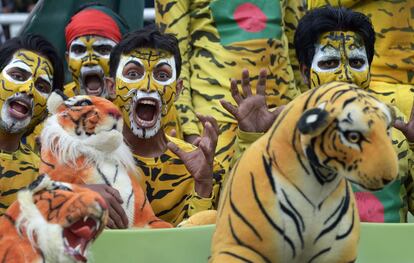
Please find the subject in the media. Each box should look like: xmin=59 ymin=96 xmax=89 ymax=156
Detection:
xmin=224 ymin=7 xmax=414 ymax=223
xmin=64 ymin=4 xmax=128 ymax=98
xmin=0 ymin=34 xmax=64 ymax=215
xmin=106 ymin=27 xmax=224 ymax=225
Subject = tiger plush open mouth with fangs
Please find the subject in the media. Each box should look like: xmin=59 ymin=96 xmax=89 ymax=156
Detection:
xmin=0 ymin=175 xmax=108 ymax=263
xmin=63 ymin=215 xmax=103 ymax=262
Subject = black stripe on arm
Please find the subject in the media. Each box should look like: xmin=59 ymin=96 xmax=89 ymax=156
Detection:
xmin=250 ymin=173 xmax=296 ymax=259
xmin=96 ymin=166 xmax=111 ymax=186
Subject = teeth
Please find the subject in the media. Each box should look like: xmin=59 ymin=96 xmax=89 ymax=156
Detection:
xmin=84 ymin=216 xmax=88 ymax=222
xmin=64 ymin=238 xmax=69 ymax=247
xmin=75 ymin=244 xmax=82 ymax=253
xmin=96 ymin=221 xmax=100 ymax=230
xmin=140 ymin=100 xmax=156 ymax=105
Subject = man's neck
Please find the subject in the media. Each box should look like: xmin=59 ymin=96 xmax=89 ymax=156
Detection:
xmin=0 ymin=130 xmax=21 ymax=152
xmin=123 ymin=124 xmax=168 ymax=158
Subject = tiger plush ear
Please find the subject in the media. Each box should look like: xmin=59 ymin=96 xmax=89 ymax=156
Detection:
xmin=297 ymin=102 xmax=335 ymax=137
xmin=47 ymin=90 xmax=68 ymax=114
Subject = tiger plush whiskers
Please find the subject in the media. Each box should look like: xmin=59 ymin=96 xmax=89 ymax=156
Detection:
xmin=41 ymin=115 xmax=136 ymax=174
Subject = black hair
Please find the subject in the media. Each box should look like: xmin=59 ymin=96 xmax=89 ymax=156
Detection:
xmin=294 ymin=6 xmax=375 ymax=70
xmin=0 ymin=34 xmax=64 ymax=91
xmin=109 ymin=25 xmax=181 ymax=78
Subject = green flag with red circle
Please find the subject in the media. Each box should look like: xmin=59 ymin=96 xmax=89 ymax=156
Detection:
xmin=210 ymin=0 xmax=282 ymax=45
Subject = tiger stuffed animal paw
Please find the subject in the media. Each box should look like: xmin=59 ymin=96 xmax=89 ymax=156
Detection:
xmin=210 ymin=82 xmax=398 ymax=263
xmin=0 ymin=174 xmax=108 ymax=263
xmin=39 ymin=91 xmax=172 ymax=229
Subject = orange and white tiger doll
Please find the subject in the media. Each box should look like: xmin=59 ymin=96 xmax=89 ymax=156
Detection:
xmin=0 ymin=174 xmax=108 ymax=263
xmin=39 ymin=91 xmax=171 ymax=229
xmin=210 ymin=82 xmax=398 ymax=262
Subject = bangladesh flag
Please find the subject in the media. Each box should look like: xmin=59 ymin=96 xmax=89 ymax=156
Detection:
xmin=352 ymin=179 xmax=402 ymax=223
xmin=210 ymin=0 xmax=282 ymax=45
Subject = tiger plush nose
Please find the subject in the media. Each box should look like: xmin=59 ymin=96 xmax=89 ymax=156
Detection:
xmin=107 ymin=109 xmax=121 ymax=120
xmin=382 ymin=178 xmax=392 ymax=185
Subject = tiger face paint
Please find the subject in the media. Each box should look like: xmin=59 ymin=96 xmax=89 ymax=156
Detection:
xmin=67 ymin=35 xmax=116 ymax=97
xmin=310 ymin=31 xmax=370 ymax=89
xmin=113 ymin=48 xmax=177 ymax=139
xmin=0 ymin=50 xmax=53 ymax=134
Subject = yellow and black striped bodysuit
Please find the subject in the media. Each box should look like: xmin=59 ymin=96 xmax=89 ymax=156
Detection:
xmin=0 ymin=143 xmax=40 ymax=215
xmin=156 ymin=0 xmax=301 ymax=172
xmin=134 ymin=136 xmax=224 ymax=226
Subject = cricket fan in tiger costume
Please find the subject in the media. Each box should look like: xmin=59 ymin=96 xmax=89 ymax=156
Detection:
xmin=0 ymin=174 xmax=108 ymax=263
xmin=105 ymin=27 xmax=225 ymax=226
xmin=0 ymin=34 xmax=64 ymax=215
xmin=211 ymin=81 xmax=398 ymax=263
xmin=221 ymin=7 xmax=414 ymax=223
xmin=155 ymin=0 xmax=302 ymax=173
xmin=39 ymin=91 xmax=172 ymax=229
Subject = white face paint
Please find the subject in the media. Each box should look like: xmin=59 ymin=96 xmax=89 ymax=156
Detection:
xmin=116 ymin=56 xmax=146 ymax=84
xmin=2 ymin=59 xmax=33 ymax=84
xmin=68 ymin=36 xmax=117 ymax=60
xmin=152 ymin=57 xmax=177 ymax=86
xmin=309 ymin=31 xmax=371 ymax=89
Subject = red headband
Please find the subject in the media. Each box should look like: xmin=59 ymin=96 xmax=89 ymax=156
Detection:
xmin=65 ymin=9 xmax=121 ymax=49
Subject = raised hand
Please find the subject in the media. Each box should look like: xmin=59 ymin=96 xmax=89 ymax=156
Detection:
xmin=168 ymin=114 xmax=219 ymax=198
xmin=394 ymin=106 xmax=414 ymax=143
xmin=220 ymin=68 xmax=284 ymax=133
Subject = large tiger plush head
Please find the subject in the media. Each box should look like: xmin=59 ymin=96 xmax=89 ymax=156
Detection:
xmin=41 ymin=91 xmax=135 ymax=172
xmin=274 ymin=81 xmax=398 ymax=192
xmin=0 ymin=175 xmax=108 ymax=263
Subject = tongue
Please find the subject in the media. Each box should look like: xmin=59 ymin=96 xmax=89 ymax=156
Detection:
xmin=71 ymin=225 xmax=94 ymax=239
xmin=137 ymin=104 xmax=156 ymax=121
xmin=85 ymin=75 xmax=101 ymax=91
xmin=10 ymin=101 xmax=28 ymax=114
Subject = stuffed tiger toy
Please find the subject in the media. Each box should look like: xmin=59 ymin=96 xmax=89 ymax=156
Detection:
xmin=210 ymin=82 xmax=398 ymax=263
xmin=39 ymin=91 xmax=172 ymax=229
xmin=0 ymin=174 xmax=108 ymax=263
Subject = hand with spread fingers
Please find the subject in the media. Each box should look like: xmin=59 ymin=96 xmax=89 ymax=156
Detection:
xmin=220 ymin=68 xmax=284 ymax=133
xmin=84 ymin=184 xmax=129 ymax=229
xmin=168 ymin=114 xmax=219 ymax=198
xmin=394 ymin=107 xmax=414 ymax=143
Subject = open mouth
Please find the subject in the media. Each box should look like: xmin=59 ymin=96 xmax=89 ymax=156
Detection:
xmin=7 ymin=98 xmax=32 ymax=120
xmin=81 ymin=68 xmax=104 ymax=96
xmin=133 ymin=98 xmax=161 ymax=128
xmin=63 ymin=216 xmax=101 ymax=262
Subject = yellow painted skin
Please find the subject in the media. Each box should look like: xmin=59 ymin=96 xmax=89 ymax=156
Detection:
xmin=0 ymin=50 xmax=53 ymax=132
xmin=0 ymin=143 xmax=40 ymax=215
xmin=308 ymin=0 xmax=414 ymax=122
xmin=0 ymin=50 xmax=50 ymax=214
xmin=112 ymin=48 xmax=180 ymax=134
xmin=156 ymin=0 xmax=301 ymax=172
xmin=65 ymin=35 xmax=113 ymax=96
xmin=310 ymin=31 xmax=370 ymax=90
xmin=134 ymin=135 xmax=224 ymax=226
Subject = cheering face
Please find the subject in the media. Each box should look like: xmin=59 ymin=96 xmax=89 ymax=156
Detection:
xmin=0 ymin=50 xmax=53 ymax=134
xmin=67 ymin=35 xmax=116 ymax=97
xmin=113 ymin=48 xmax=177 ymax=139
xmin=310 ymin=31 xmax=370 ymax=89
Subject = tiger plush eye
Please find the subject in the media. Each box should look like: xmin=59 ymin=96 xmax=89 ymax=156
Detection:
xmin=345 ymin=131 xmax=361 ymax=143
